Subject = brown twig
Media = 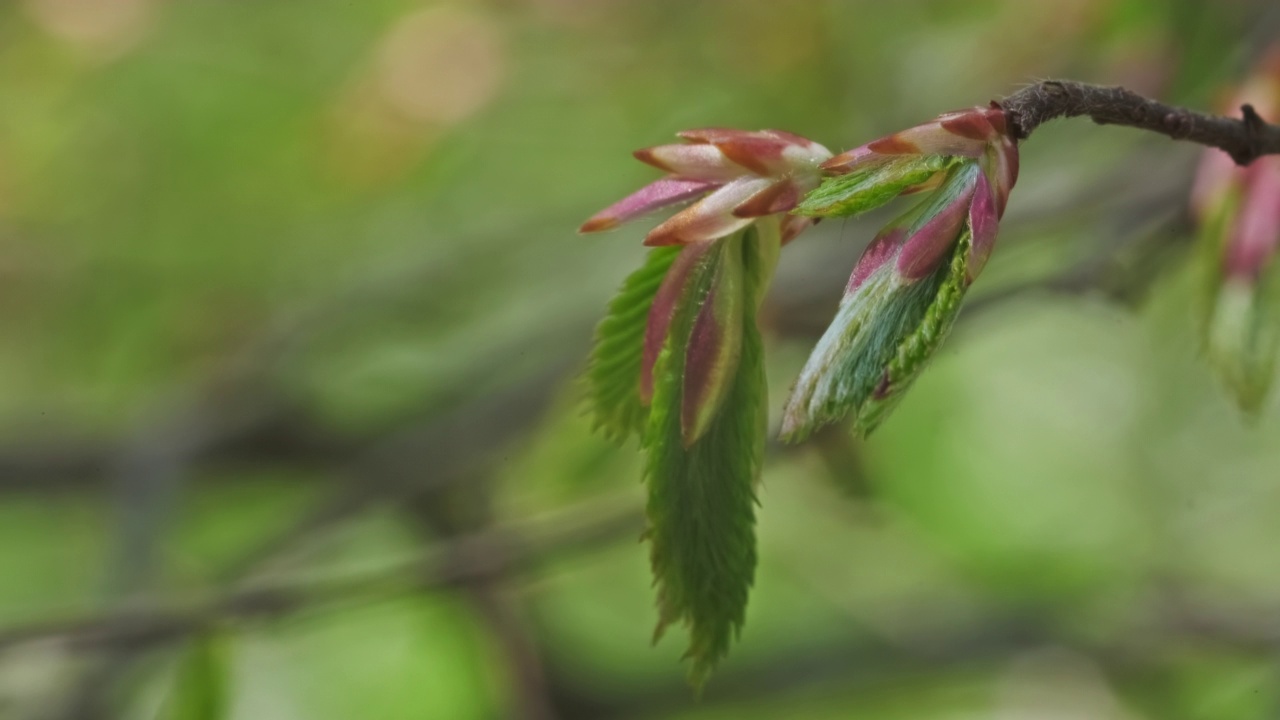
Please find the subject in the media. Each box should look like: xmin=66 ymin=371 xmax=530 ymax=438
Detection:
xmin=1000 ymin=80 xmax=1280 ymax=165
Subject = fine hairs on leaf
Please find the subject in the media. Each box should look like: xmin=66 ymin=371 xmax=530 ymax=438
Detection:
xmin=796 ymin=155 xmax=957 ymax=218
xmin=803 ymin=233 xmax=958 ymax=437
xmin=861 ymin=227 xmax=972 ymax=430
xmin=643 ymin=228 xmax=768 ymax=689
xmin=587 ymin=245 xmax=682 ymax=442
xmin=784 ymin=163 xmax=980 ymax=440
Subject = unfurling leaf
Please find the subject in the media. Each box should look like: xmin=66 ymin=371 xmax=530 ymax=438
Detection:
xmin=681 ymin=238 xmax=745 ymax=446
xmin=782 ymin=105 xmax=1019 ymax=439
xmin=581 ymin=126 xmax=815 ymax=687
xmin=642 ymin=240 xmax=722 ymax=403
xmin=782 ymin=163 xmax=984 ymax=441
xmin=643 ymin=227 xmax=772 ymax=689
xmin=586 ymin=246 xmax=681 ymax=442
xmin=783 ymin=228 xmax=971 ymax=441
xmin=796 ymin=154 xmax=956 ymax=218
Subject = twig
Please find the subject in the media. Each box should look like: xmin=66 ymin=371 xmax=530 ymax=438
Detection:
xmin=547 ymin=595 xmax=1280 ymax=720
xmin=405 ymin=482 xmax=558 ymax=720
xmin=1000 ymin=80 xmax=1280 ymax=165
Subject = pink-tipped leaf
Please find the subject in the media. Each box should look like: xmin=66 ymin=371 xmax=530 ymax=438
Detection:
xmin=580 ymin=178 xmax=716 ymax=233
xmin=644 ymin=177 xmax=772 ymax=246
xmin=966 ymin=170 xmax=1000 ymax=280
xmin=640 ymin=240 xmax=720 ymax=402
xmin=896 ymin=167 xmax=977 ymax=280
xmin=681 ymin=240 xmax=745 ymax=446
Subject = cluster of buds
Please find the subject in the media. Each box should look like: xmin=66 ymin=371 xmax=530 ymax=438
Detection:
xmin=578 ymin=58 xmax=1280 ymax=687
xmin=580 ymin=111 xmax=1018 ymax=684
xmin=580 ymin=128 xmax=831 ymax=248
xmin=581 ymin=128 xmax=832 ymax=444
xmin=579 ymin=128 xmax=833 ymax=684
xmin=1191 ymin=49 xmax=1280 ymax=414
xmin=781 ymin=104 xmax=1019 ymax=439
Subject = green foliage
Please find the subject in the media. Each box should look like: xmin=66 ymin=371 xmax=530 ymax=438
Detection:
xmin=587 ymin=246 xmax=683 ymax=442
xmin=161 ymin=633 xmax=229 ymax=720
xmin=796 ymin=155 xmax=956 ymax=218
xmin=680 ymin=239 xmax=747 ymax=447
xmin=1195 ymin=193 xmax=1241 ymax=329
xmin=643 ymin=229 xmax=769 ymax=688
xmin=784 ymin=165 xmax=980 ymax=441
xmin=783 ymin=237 xmax=960 ymax=442
xmin=1204 ymin=276 xmax=1280 ymax=415
xmin=857 ymin=229 xmax=972 ymax=432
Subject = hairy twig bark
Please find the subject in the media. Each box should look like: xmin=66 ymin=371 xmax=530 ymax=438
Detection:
xmin=1000 ymin=80 xmax=1280 ymax=165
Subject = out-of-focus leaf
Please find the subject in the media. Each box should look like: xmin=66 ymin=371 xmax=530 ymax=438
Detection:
xmin=1197 ymin=184 xmax=1280 ymax=415
xmin=1205 ymin=276 xmax=1280 ymax=415
xmin=275 ymin=597 xmax=495 ymax=720
xmin=159 ymin=632 xmax=229 ymax=720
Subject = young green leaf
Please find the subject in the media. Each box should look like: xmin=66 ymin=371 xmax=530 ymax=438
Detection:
xmin=796 ymin=155 xmax=956 ymax=218
xmin=681 ymin=238 xmax=746 ymax=446
xmin=586 ymin=246 xmax=682 ymax=441
xmin=643 ymin=228 xmax=770 ymax=689
xmin=782 ymin=227 xmax=972 ymax=441
xmin=857 ymin=228 xmax=972 ymax=431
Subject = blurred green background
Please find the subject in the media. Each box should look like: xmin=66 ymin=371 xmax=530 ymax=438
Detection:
xmin=2 ymin=0 xmax=1280 ymax=718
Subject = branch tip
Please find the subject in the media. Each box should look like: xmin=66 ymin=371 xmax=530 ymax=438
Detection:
xmin=1002 ymin=80 xmax=1280 ymax=166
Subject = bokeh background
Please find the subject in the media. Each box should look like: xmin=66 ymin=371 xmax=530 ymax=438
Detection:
xmin=2 ymin=0 xmax=1280 ymax=718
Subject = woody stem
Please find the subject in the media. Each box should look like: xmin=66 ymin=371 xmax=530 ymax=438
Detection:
xmin=1000 ymin=80 xmax=1280 ymax=165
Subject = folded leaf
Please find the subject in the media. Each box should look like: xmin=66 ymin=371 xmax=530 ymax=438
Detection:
xmin=783 ymin=162 xmax=985 ymax=440
xmin=782 ymin=227 xmax=972 ymax=441
xmin=642 ymin=241 xmax=722 ymax=402
xmin=796 ymin=155 xmax=957 ymax=218
xmin=682 ymin=239 xmax=746 ymax=446
xmin=580 ymin=178 xmax=716 ymax=233
xmin=587 ymin=246 xmax=681 ymax=442
xmin=858 ymin=228 xmax=973 ymax=431
xmin=643 ymin=227 xmax=771 ymax=689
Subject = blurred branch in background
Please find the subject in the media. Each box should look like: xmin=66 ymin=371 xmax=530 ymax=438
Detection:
xmin=0 ymin=496 xmax=642 ymax=656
